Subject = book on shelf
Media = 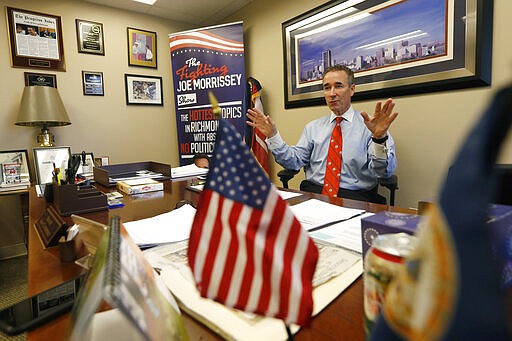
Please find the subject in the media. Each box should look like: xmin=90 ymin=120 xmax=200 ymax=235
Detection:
xmin=67 ymin=216 xmax=188 ymax=341
xmin=116 ymin=178 xmax=163 ymax=195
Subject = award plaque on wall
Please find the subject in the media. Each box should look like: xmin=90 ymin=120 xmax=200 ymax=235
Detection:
xmin=76 ymin=19 xmax=105 ymax=55
xmin=6 ymin=7 xmax=66 ymax=71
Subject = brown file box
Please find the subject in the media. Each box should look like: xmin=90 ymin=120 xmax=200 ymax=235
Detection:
xmin=52 ymin=182 xmax=108 ymax=216
xmin=93 ymin=161 xmax=171 ymax=187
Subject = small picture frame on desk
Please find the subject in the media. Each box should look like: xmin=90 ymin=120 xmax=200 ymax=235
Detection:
xmin=33 ymin=146 xmax=71 ymax=184
xmin=0 ymin=149 xmax=31 ymax=191
xmin=24 ymin=72 xmax=57 ymax=88
xmin=73 ymin=152 xmax=95 ymax=175
xmin=82 ymin=71 xmax=104 ymax=96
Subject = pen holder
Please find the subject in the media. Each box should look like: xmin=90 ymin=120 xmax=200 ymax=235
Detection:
xmin=59 ymin=237 xmax=78 ymax=262
xmin=52 ymin=181 xmax=108 ymax=216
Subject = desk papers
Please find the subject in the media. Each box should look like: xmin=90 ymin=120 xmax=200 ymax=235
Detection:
xmin=143 ymin=240 xmax=362 ymax=341
xmin=171 ymin=164 xmax=208 ymax=179
xmin=310 ymin=212 xmax=374 ymax=254
xmin=290 ymin=198 xmax=365 ymax=230
xmin=123 ymin=204 xmax=196 ymax=247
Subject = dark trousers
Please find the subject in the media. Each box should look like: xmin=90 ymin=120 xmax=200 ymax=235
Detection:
xmin=300 ymin=180 xmax=386 ymax=204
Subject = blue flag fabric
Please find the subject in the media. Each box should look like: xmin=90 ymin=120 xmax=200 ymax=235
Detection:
xmin=370 ymin=86 xmax=512 ymax=340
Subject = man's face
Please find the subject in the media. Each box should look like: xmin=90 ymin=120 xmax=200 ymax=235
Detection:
xmin=323 ymin=70 xmax=355 ymax=116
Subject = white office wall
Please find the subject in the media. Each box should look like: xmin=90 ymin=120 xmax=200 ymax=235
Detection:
xmin=0 ymin=0 xmax=511 ymax=208
xmin=229 ymin=0 xmax=512 ymax=208
xmin=0 ymin=0 xmax=188 ymax=172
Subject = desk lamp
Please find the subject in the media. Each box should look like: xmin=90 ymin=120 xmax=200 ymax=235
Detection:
xmin=15 ymin=86 xmax=71 ymax=147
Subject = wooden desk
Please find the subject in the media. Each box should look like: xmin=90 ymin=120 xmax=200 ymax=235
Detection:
xmin=27 ymin=181 xmax=413 ymax=341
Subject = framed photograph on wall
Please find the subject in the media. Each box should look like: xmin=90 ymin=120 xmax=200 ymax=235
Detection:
xmin=82 ymin=71 xmax=104 ymax=96
xmin=24 ymin=72 xmax=57 ymax=87
xmin=0 ymin=149 xmax=31 ymax=188
xmin=127 ymin=27 xmax=157 ymax=68
xmin=33 ymin=146 xmax=71 ymax=184
xmin=124 ymin=74 xmax=163 ymax=105
xmin=282 ymin=0 xmax=493 ymax=108
xmin=6 ymin=7 xmax=65 ymax=71
xmin=76 ymin=19 xmax=105 ymax=55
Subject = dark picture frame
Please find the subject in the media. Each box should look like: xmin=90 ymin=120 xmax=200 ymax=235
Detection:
xmin=82 ymin=71 xmax=104 ymax=96
xmin=76 ymin=19 xmax=105 ymax=55
xmin=127 ymin=27 xmax=157 ymax=68
xmin=0 ymin=149 xmax=31 ymax=186
xmin=33 ymin=146 xmax=71 ymax=185
xmin=6 ymin=7 xmax=66 ymax=71
xmin=282 ymin=0 xmax=493 ymax=108
xmin=72 ymin=152 xmax=95 ymax=175
xmin=24 ymin=72 xmax=57 ymax=87
xmin=124 ymin=74 xmax=163 ymax=105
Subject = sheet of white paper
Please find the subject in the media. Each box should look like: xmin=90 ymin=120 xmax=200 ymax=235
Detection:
xmin=171 ymin=163 xmax=208 ymax=178
xmin=310 ymin=212 xmax=375 ymax=253
xmin=123 ymin=204 xmax=196 ymax=245
xmin=143 ymin=240 xmax=362 ymax=341
xmin=277 ymin=189 xmax=303 ymax=200
xmin=290 ymin=198 xmax=365 ymax=231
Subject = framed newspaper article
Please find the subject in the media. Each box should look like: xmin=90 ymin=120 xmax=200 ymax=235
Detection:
xmin=6 ymin=7 xmax=66 ymax=71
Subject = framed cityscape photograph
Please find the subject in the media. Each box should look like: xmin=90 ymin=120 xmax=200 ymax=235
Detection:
xmin=282 ymin=0 xmax=493 ymax=108
xmin=0 ymin=149 xmax=31 ymax=188
xmin=124 ymin=74 xmax=163 ymax=105
xmin=24 ymin=72 xmax=57 ymax=87
xmin=6 ymin=6 xmax=65 ymax=71
xmin=82 ymin=71 xmax=104 ymax=96
xmin=127 ymin=27 xmax=157 ymax=68
xmin=76 ymin=19 xmax=105 ymax=55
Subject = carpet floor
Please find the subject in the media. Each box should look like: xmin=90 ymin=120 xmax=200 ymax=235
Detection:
xmin=0 ymin=256 xmax=28 ymax=341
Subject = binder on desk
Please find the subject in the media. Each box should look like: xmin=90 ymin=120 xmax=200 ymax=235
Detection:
xmin=67 ymin=216 xmax=188 ymax=341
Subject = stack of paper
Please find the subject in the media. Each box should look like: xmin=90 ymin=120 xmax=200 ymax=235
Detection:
xmin=171 ymin=164 xmax=208 ymax=179
xmin=123 ymin=204 xmax=196 ymax=247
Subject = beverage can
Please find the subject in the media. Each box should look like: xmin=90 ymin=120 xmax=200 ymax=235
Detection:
xmin=363 ymin=232 xmax=417 ymax=338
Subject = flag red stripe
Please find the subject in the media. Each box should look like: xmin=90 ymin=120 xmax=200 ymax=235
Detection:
xmin=235 ymin=208 xmax=260 ymax=309
xmin=187 ymin=190 xmax=212 ymax=274
xmin=199 ymin=195 xmax=225 ymax=296
xmin=216 ymin=202 xmax=242 ymax=302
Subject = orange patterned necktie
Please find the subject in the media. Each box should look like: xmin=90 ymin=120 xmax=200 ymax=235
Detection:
xmin=322 ymin=117 xmax=343 ymax=197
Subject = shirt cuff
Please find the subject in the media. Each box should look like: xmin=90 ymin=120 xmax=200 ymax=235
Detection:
xmin=266 ymin=131 xmax=284 ymax=150
xmin=372 ymin=142 xmax=388 ymax=158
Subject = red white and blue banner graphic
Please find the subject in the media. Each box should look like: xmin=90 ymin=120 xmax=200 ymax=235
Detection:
xmin=169 ymin=22 xmax=246 ymax=165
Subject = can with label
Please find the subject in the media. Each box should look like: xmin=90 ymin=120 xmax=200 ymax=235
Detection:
xmin=363 ymin=232 xmax=417 ymax=338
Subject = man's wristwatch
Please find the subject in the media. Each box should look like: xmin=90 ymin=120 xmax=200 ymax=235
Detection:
xmin=371 ymin=135 xmax=388 ymax=144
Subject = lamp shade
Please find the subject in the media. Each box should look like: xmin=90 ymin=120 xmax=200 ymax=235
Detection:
xmin=15 ymin=86 xmax=71 ymax=127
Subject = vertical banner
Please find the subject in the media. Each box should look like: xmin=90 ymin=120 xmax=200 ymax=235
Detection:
xmin=169 ymin=22 xmax=246 ymax=165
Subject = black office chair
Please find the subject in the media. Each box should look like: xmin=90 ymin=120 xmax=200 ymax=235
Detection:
xmin=277 ymin=168 xmax=398 ymax=206
xmin=492 ymin=164 xmax=512 ymax=205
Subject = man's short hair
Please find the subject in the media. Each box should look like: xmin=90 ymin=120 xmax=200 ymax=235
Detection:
xmin=323 ymin=65 xmax=354 ymax=86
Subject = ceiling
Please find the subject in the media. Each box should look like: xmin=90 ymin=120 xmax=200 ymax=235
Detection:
xmin=81 ymin=0 xmax=253 ymax=27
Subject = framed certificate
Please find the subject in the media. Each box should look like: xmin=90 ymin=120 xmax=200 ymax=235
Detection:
xmin=76 ymin=19 xmax=105 ymax=55
xmin=33 ymin=146 xmax=71 ymax=184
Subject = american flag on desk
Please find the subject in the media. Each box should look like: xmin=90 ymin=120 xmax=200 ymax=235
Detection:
xmin=188 ymin=119 xmax=319 ymax=326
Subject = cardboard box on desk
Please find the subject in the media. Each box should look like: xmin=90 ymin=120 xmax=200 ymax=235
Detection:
xmin=361 ymin=212 xmax=421 ymax=263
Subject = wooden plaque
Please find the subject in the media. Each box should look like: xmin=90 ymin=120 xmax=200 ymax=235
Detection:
xmin=35 ymin=205 xmax=68 ymax=248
